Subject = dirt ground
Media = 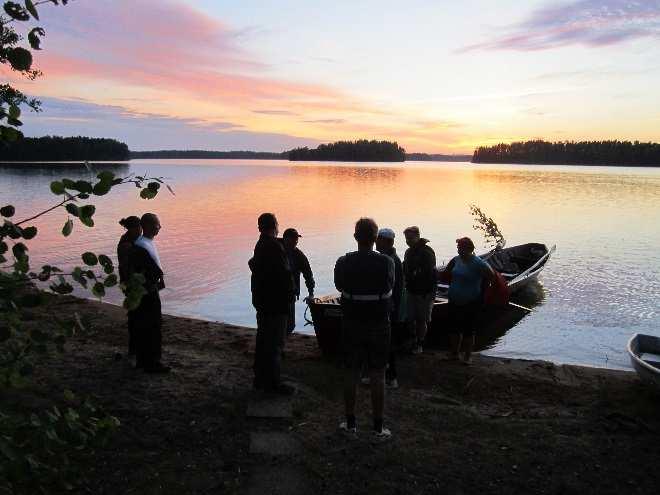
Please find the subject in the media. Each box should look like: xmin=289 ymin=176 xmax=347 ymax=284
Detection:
xmin=8 ymin=294 xmax=660 ymax=494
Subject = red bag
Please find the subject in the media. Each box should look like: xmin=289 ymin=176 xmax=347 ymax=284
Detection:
xmin=483 ymin=271 xmax=510 ymax=306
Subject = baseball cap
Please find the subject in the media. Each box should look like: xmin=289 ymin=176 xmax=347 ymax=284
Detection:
xmin=283 ymin=228 xmax=302 ymax=239
xmin=404 ymin=226 xmax=420 ymax=236
xmin=377 ymin=228 xmax=396 ymax=240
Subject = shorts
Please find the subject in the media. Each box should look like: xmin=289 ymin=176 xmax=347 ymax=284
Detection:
xmin=448 ymin=301 xmax=483 ymax=336
xmin=406 ymin=292 xmax=434 ymax=323
xmin=342 ymin=317 xmax=391 ymax=370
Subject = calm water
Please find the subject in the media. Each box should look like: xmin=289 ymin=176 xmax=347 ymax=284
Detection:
xmin=1 ymin=159 xmax=659 ymax=369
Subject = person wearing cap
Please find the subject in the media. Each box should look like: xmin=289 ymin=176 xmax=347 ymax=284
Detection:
xmin=442 ymin=236 xmax=495 ymax=364
xmin=249 ymin=213 xmax=296 ymax=395
xmin=117 ymin=216 xmax=142 ymax=358
xmin=281 ymin=228 xmax=315 ymax=334
xmin=376 ymin=228 xmax=404 ymax=389
xmin=403 ymin=226 xmax=437 ymax=354
xmin=335 ymin=218 xmax=394 ymax=440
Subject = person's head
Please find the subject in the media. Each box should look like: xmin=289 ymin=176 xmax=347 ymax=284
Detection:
xmin=282 ymin=228 xmax=301 ymax=250
xmin=376 ymin=228 xmax=395 ymax=252
xmin=456 ymin=237 xmax=475 ymax=257
xmin=353 ymin=217 xmax=378 ymax=249
xmin=119 ymin=216 xmax=141 ymax=239
xmin=140 ymin=213 xmax=161 ymax=239
xmin=258 ymin=212 xmax=278 ymax=237
xmin=404 ymin=226 xmax=421 ymax=247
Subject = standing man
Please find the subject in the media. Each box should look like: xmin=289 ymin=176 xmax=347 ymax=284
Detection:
xmin=403 ymin=226 xmax=437 ymax=354
xmin=130 ymin=213 xmax=169 ymax=374
xmin=281 ymin=228 xmax=315 ymax=334
xmin=249 ymin=213 xmax=295 ymax=395
xmin=376 ymin=228 xmax=404 ymax=388
xmin=335 ymin=218 xmax=394 ymax=439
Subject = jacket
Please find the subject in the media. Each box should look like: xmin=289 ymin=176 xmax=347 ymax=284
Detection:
xmin=403 ymin=238 xmax=437 ymax=295
xmin=285 ymin=246 xmax=315 ymax=297
xmin=249 ymin=234 xmax=295 ymax=314
xmin=379 ymin=246 xmax=403 ymax=317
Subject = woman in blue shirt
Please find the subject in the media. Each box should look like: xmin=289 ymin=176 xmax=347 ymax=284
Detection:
xmin=445 ymin=237 xmax=495 ymax=364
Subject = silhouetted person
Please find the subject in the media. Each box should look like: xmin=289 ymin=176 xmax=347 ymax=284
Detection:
xmin=249 ymin=213 xmax=295 ymax=395
xmin=403 ymin=226 xmax=436 ymax=354
xmin=335 ymin=218 xmax=394 ymax=439
xmin=376 ymin=228 xmax=403 ymax=388
xmin=129 ymin=213 xmax=169 ymax=374
xmin=282 ymin=227 xmax=315 ymax=334
xmin=117 ymin=216 xmax=141 ymax=357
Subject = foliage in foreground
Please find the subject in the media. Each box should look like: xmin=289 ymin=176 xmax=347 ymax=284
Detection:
xmin=469 ymin=204 xmax=506 ymax=249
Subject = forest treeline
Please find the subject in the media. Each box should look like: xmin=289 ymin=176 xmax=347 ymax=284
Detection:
xmin=472 ymin=140 xmax=660 ymax=166
xmin=407 ymin=153 xmax=472 ymax=162
xmin=288 ymin=140 xmax=406 ymax=162
xmin=131 ymin=150 xmax=287 ymax=159
xmin=1 ymin=136 xmax=130 ymax=161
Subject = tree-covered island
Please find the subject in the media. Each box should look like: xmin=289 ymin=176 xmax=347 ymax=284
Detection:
xmin=1 ymin=136 xmax=130 ymax=161
xmin=472 ymin=139 xmax=660 ymax=166
xmin=287 ymin=139 xmax=406 ymax=162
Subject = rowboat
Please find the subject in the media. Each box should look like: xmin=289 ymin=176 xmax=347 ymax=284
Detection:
xmin=627 ymin=334 xmax=660 ymax=388
xmin=307 ymin=242 xmax=554 ymax=356
xmin=437 ymin=243 xmax=556 ymax=296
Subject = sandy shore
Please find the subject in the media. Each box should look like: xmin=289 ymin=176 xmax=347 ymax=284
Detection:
xmin=7 ymin=294 xmax=660 ymax=494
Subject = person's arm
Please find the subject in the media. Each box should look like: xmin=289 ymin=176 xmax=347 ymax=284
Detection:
xmin=334 ymin=256 xmax=345 ymax=292
xmin=299 ymin=251 xmax=315 ymax=296
xmin=479 ymin=257 xmax=496 ymax=283
xmin=386 ymin=256 xmax=395 ymax=293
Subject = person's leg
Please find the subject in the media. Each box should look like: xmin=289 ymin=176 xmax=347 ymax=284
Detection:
xmin=449 ymin=333 xmax=462 ymax=359
xmin=271 ymin=314 xmax=287 ymax=387
xmin=286 ymin=300 xmax=296 ymax=336
xmin=253 ymin=312 xmax=266 ymax=389
xmin=462 ymin=333 xmax=476 ymax=364
xmin=369 ymin=366 xmax=386 ymax=431
xmin=344 ymin=365 xmax=359 ymax=426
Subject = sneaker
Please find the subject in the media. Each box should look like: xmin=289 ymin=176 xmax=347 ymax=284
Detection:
xmin=339 ymin=421 xmax=357 ymax=435
xmin=372 ymin=427 xmax=392 ymax=442
xmin=412 ymin=345 xmax=423 ymax=355
xmin=386 ymin=378 xmax=399 ymax=389
xmin=360 ymin=376 xmax=371 ymax=385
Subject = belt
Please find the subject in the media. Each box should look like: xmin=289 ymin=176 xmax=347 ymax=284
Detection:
xmin=341 ymin=290 xmax=392 ymax=301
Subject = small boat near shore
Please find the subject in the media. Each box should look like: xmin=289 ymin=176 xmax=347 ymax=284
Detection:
xmin=627 ymin=334 xmax=660 ymax=388
xmin=307 ymin=242 xmax=554 ymax=356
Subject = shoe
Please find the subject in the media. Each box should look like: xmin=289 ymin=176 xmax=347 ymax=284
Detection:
xmin=372 ymin=427 xmax=392 ymax=442
xmin=360 ymin=376 xmax=371 ymax=385
xmin=144 ymin=363 xmax=171 ymax=374
xmin=386 ymin=378 xmax=399 ymax=389
xmin=339 ymin=421 xmax=357 ymax=435
xmin=412 ymin=345 xmax=423 ymax=355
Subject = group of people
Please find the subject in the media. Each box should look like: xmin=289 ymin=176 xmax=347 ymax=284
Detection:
xmin=248 ymin=213 xmax=495 ymax=439
xmin=117 ymin=211 xmax=495 ymax=437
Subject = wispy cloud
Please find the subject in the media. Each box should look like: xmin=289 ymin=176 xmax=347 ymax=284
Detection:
xmin=252 ymin=110 xmax=300 ymax=116
xmin=458 ymin=0 xmax=660 ymax=52
xmin=303 ymin=118 xmax=346 ymax=124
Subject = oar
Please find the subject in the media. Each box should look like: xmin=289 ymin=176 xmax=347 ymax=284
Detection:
xmin=508 ymin=301 xmax=535 ymax=312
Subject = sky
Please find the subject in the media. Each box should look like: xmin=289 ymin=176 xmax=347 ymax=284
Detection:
xmin=4 ymin=0 xmax=660 ymax=153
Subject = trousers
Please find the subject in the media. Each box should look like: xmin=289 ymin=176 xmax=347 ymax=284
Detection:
xmin=131 ymin=292 xmax=162 ymax=368
xmin=254 ymin=312 xmax=288 ymax=390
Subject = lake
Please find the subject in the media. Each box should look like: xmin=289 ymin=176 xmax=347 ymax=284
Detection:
xmin=1 ymin=159 xmax=658 ymax=369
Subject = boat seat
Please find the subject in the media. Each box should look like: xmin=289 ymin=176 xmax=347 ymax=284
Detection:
xmin=640 ymin=352 xmax=660 ymax=368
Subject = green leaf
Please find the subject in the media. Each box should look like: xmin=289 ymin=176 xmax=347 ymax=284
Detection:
xmin=3 ymin=2 xmax=29 ymax=21
xmin=65 ymin=203 xmax=79 ymax=217
xmin=8 ymin=105 xmax=20 ymax=120
xmin=98 ymin=254 xmax=112 ymax=268
xmin=50 ymin=281 xmax=73 ymax=294
xmin=140 ymin=188 xmax=157 ymax=200
xmin=62 ymin=218 xmax=73 ymax=236
xmin=103 ymin=274 xmax=118 ymax=287
xmin=0 ymin=241 xmax=7 ymax=254
xmin=28 ymin=26 xmax=45 ymax=50
xmin=62 ymin=178 xmax=76 ymax=189
xmin=50 ymin=181 xmax=65 ymax=195
xmin=63 ymin=389 xmax=76 ymax=401
xmin=1 ymin=125 xmax=21 ymax=142
xmin=92 ymin=181 xmax=112 ymax=196
xmin=81 ymin=252 xmax=98 ymax=266
xmin=79 ymin=205 xmax=95 ymax=218
xmin=92 ymin=282 xmax=105 ymax=298
xmin=25 ymin=0 xmax=39 ymax=20
xmin=147 ymin=181 xmax=161 ymax=191
xmin=74 ymin=180 xmax=93 ymax=193
xmin=79 ymin=215 xmax=94 ymax=228
xmin=12 ymin=242 xmax=28 ymax=259
xmin=0 ymin=205 xmax=15 ymax=217
xmin=21 ymin=226 xmax=37 ymax=239
xmin=97 ymin=171 xmax=115 ymax=183
xmin=6 ymin=47 xmax=33 ymax=71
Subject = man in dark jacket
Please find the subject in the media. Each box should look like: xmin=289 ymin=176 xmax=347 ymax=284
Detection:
xmin=376 ymin=228 xmax=403 ymax=388
xmin=129 ymin=213 xmax=169 ymax=374
xmin=282 ymin=227 xmax=315 ymax=334
xmin=335 ymin=218 xmax=394 ymax=439
xmin=403 ymin=226 xmax=437 ymax=354
xmin=249 ymin=213 xmax=295 ymax=395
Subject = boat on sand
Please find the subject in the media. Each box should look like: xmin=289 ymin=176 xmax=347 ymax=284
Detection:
xmin=627 ymin=334 xmax=660 ymax=388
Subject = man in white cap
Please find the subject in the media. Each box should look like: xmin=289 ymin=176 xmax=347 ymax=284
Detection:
xmin=376 ymin=228 xmax=404 ymax=388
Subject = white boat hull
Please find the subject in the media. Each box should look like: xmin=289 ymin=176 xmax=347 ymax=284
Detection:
xmin=627 ymin=334 xmax=660 ymax=388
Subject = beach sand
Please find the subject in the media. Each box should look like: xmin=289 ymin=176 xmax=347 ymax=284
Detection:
xmin=7 ymin=294 xmax=660 ymax=494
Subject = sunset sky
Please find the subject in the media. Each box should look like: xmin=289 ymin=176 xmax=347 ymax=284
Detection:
xmin=6 ymin=0 xmax=660 ymax=153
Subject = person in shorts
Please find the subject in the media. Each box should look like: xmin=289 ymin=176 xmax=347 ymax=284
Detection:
xmin=403 ymin=226 xmax=437 ymax=354
xmin=335 ymin=218 xmax=395 ymax=439
xmin=443 ymin=237 xmax=495 ymax=364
